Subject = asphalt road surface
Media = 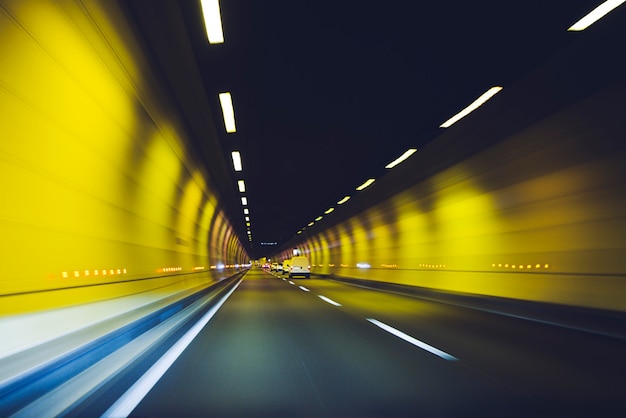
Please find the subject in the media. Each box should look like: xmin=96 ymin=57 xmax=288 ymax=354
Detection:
xmin=101 ymin=267 xmax=626 ymax=417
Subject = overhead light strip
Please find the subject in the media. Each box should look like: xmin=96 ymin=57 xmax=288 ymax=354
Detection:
xmin=337 ymin=196 xmax=351 ymax=205
xmin=218 ymin=92 xmax=236 ymax=133
xmin=200 ymin=0 xmax=225 ymax=44
xmin=385 ymin=148 xmax=417 ymax=169
xmin=440 ymin=86 xmax=503 ymax=128
xmin=568 ymin=0 xmax=625 ymax=31
xmin=356 ymin=179 xmax=376 ymax=191
xmin=237 ymin=180 xmax=246 ymax=192
xmin=231 ymin=151 xmax=242 ymax=171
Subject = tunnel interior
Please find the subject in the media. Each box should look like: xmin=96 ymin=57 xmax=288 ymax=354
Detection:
xmin=1 ymin=1 xmax=626 ymax=416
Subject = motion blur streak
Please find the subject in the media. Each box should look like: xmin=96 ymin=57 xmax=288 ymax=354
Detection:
xmin=101 ymin=279 xmax=242 ymax=418
xmin=278 ymin=76 xmax=626 ymax=312
xmin=1 ymin=0 xmax=625 ymax=330
xmin=0 ymin=0 xmax=247 ymax=314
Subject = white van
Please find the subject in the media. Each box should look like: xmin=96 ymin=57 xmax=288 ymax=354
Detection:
xmin=289 ymin=256 xmax=310 ymax=278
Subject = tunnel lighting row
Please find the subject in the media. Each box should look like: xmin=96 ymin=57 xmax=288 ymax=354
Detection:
xmin=292 ymin=3 xmax=622 ymax=239
xmin=438 ymin=1 xmax=623 ymax=127
xmin=158 ymin=266 xmax=183 ymax=273
xmin=568 ymin=0 xmax=625 ymax=31
xmin=219 ymin=93 xmax=236 ymax=132
xmin=200 ymin=0 xmax=225 ymax=44
xmin=60 ymin=268 xmax=127 ymax=279
xmin=300 ymin=262 xmax=550 ymax=271
xmin=304 ymin=263 xmax=410 ymax=269
xmin=493 ymin=263 xmax=550 ymax=270
xmin=210 ymin=264 xmax=246 ymax=270
xmin=58 ymin=265 xmax=236 ymax=280
xmin=229 ymin=132 xmax=252 ymax=240
xmin=202 ymin=0 xmax=425 ymax=240
xmin=200 ymin=1 xmax=253 ymax=242
xmin=385 ymin=148 xmax=418 ymax=168
xmin=295 ymin=150 xmax=415 ymax=234
xmin=439 ymin=86 xmax=503 ymax=128
xmin=296 ymin=147 xmax=418 ymax=234
xmin=420 ymin=264 xmax=447 ymax=269
xmin=168 ymin=265 xmax=207 ymax=272
xmin=311 ymin=263 xmax=398 ymax=269
xmin=356 ymin=178 xmax=376 ymax=191
xmin=205 ymin=30 xmax=252 ymax=240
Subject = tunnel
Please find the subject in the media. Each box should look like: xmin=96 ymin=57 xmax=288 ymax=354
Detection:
xmin=1 ymin=0 xmax=626 ymax=416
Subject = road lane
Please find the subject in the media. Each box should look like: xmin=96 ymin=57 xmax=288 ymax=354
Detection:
xmin=129 ymin=268 xmax=532 ymax=417
xmin=279 ymin=275 xmax=626 ymax=414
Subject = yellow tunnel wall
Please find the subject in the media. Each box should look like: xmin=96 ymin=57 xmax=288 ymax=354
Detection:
xmin=0 ymin=0 xmax=247 ymax=314
xmin=280 ymin=80 xmax=626 ymax=312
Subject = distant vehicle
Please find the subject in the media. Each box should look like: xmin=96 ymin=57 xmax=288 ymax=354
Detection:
xmin=277 ymin=263 xmax=283 ymax=272
xmin=270 ymin=262 xmax=278 ymax=271
xmin=289 ymin=256 xmax=310 ymax=278
xmin=282 ymin=259 xmax=292 ymax=275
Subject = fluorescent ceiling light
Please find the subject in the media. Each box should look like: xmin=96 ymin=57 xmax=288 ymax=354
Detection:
xmin=246 ymin=222 xmax=250 ymax=226
xmin=245 ymin=216 xmax=250 ymax=221
xmin=315 ymin=216 xmax=323 ymax=221
xmin=308 ymin=222 xmax=314 ymax=226
xmin=324 ymin=207 xmax=335 ymax=214
xmin=337 ymin=196 xmax=351 ymax=205
xmin=241 ymin=197 xmax=248 ymax=205
xmin=200 ymin=0 xmax=225 ymax=44
xmin=356 ymin=179 xmax=376 ymax=191
xmin=297 ymin=230 xmax=303 ymax=234
xmin=385 ymin=148 xmax=417 ymax=169
xmin=237 ymin=180 xmax=245 ymax=192
xmin=231 ymin=151 xmax=242 ymax=171
xmin=243 ymin=208 xmax=249 ymax=214
xmin=440 ymin=86 xmax=503 ymax=128
xmin=568 ymin=0 xmax=625 ymax=31
xmin=218 ymin=92 xmax=236 ymax=133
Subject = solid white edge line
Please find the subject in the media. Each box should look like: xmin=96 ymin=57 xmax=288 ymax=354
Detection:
xmin=299 ymin=286 xmax=310 ymax=292
xmin=101 ymin=279 xmax=242 ymax=418
xmin=366 ymin=318 xmax=458 ymax=361
xmin=318 ymin=295 xmax=341 ymax=306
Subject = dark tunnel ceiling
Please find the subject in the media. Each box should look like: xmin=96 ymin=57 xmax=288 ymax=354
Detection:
xmin=125 ymin=0 xmax=621 ymax=258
